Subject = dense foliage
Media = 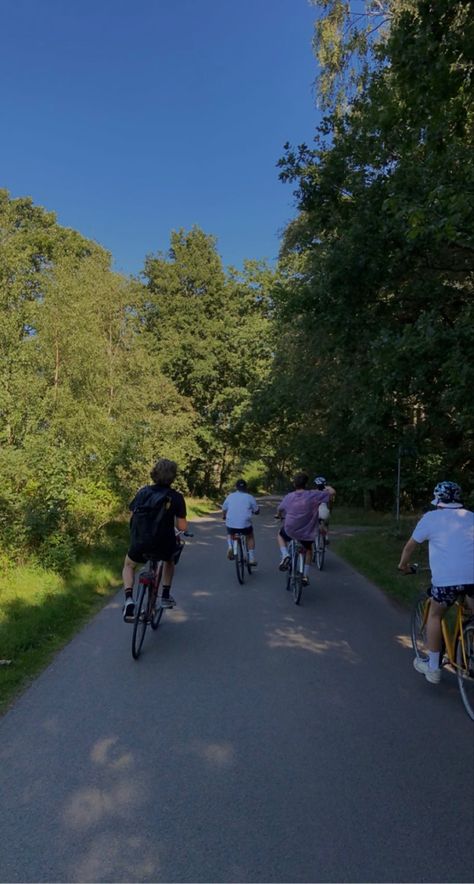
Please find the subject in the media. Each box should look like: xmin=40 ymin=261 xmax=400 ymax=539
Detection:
xmin=0 ymin=195 xmax=272 ymax=568
xmin=258 ymin=0 xmax=474 ymax=506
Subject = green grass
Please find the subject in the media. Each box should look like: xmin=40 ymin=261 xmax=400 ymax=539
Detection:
xmin=331 ymin=506 xmax=422 ymax=528
xmin=0 ymin=522 xmax=128 ymax=714
xmin=332 ymin=521 xmax=429 ymax=606
xmin=0 ymin=497 xmax=215 ymax=714
xmin=186 ymin=496 xmax=220 ymax=518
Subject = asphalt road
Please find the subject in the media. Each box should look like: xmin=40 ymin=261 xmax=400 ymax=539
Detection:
xmin=0 ymin=504 xmax=473 ymax=883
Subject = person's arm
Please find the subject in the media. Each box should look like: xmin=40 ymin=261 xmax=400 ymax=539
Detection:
xmin=251 ymin=496 xmax=260 ymax=515
xmin=174 ymin=493 xmax=188 ymax=534
xmin=398 ymin=537 xmax=420 ymax=572
xmin=326 ymin=485 xmax=336 ymax=506
xmin=221 ymin=495 xmax=229 ymax=520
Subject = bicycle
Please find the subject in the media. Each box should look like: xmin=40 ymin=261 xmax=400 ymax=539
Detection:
xmin=409 ymin=565 xmax=474 ymax=721
xmin=232 ymin=531 xmax=253 ymax=585
xmin=286 ymin=538 xmax=306 ymax=605
xmin=131 ymin=531 xmax=192 ymax=660
xmin=312 ymin=520 xmax=326 ymax=571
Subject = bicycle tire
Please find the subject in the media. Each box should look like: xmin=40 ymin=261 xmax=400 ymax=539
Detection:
xmin=292 ymin=573 xmax=303 ymax=605
xmin=235 ymin=536 xmax=245 ymax=584
xmin=456 ymin=622 xmax=474 ymax=721
xmin=411 ymin=592 xmax=430 ymax=660
xmin=150 ymin=563 xmax=164 ymax=631
xmin=316 ymin=532 xmax=326 ymax=571
xmin=132 ymin=581 xmax=149 ymax=660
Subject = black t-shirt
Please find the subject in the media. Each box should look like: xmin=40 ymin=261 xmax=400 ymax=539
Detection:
xmin=129 ymin=484 xmax=186 ymax=535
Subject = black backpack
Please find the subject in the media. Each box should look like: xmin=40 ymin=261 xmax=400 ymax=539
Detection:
xmin=129 ymin=487 xmax=172 ymax=552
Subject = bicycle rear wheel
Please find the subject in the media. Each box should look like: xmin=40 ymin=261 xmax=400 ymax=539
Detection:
xmin=235 ymin=537 xmax=245 ymax=584
xmin=292 ymin=550 xmax=303 ymax=605
xmin=151 ymin=563 xmax=164 ymax=631
xmin=132 ymin=581 xmax=149 ymax=659
xmin=316 ymin=531 xmax=326 ymax=571
xmin=411 ymin=592 xmax=430 ymax=660
xmin=456 ymin=622 xmax=474 ymax=721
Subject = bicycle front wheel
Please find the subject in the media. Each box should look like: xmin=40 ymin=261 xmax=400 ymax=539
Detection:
xmin=292 ymin=573 xmax=303 ymax=605
xmin=411 ymin=593 xmax=430 ymax=660
xmin=132 ymin=581 xmax=149 ymax=659
xmin=456 ymin=622 xmax=474 ymax=721
xmin=316 ymin=532 xmax=325 ymax=571
xmin=235 ymin=537 xmax=245 ymax=584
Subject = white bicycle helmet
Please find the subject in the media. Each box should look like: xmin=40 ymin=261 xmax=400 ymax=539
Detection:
xmin=314 ymin=476 xmax=326 ymax=488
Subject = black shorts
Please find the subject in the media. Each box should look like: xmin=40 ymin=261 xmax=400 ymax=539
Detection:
xmin=128 ymin=533 xmax=178 ymax=564
xmin=227 ymin=526 xmax=254 ymax=537
xmin=279 ymin=528 xmax=313 ymax=551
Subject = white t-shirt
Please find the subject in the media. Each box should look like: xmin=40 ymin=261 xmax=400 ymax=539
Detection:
xmin=411 ymin=507 xmax=474 ymax=587
xmin=222 ymin=491 xmax=259 ymax=529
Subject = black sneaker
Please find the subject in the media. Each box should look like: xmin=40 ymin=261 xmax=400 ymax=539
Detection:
xmin=122 ymin=599 xmax=135 ymax=621
xmin=302 ymin=576 xmax=309 ymax=586
xmin=160 ymin=594 xmax=176 ymax=609
xmin=279 ymin=555 xmax=290 ymax=571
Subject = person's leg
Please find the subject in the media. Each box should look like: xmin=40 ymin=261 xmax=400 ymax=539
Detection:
xmin=227 ymin=528 xmax=235 ymax=559
xmin=122 ymin=555 xmax=136 ymax=593
xmin=278 ymin=529 xmax=290 ymax=569
xmin=247 ymin=529 xmax=256 ymax=564
xmin=414 ymin=596 xmax=446 ymax=682
xmin=160 ymin=559 xmax=176 ymax=607
xmin=122 ymin=555 xmax=138 ymax=619
xmin=426 ymin=599 xmax=445 ymax=660
xmin=303 ymin=547 xmax=312 ymax=582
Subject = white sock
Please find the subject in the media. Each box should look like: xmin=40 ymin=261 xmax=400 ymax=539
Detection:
xmin=428 ymin=651 xmax=440 ymax=670
xmin=304 ymin=564 xmax=310 ymax=577
xmin=280 ymin=546 xmax=288 ymax=558
xmin=249 ymin=550 xmax=255 ymax=561
xmin=227 ymin=538 xmax=233 ymax=548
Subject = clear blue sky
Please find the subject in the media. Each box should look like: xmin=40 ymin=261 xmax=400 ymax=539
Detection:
xmin=0 ymin=0 xmax=320 ymax=276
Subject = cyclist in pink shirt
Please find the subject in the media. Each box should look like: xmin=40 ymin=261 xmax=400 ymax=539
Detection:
xmin=276 ymin=472 xmax=330 ymax=585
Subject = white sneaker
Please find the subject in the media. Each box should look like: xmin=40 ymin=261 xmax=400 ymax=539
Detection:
xmin=413 ymin=657 xmax=441 ymax=684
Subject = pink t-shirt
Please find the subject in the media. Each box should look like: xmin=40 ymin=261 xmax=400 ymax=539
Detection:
xmin=279 ymin=490 xmax=330 ymax=541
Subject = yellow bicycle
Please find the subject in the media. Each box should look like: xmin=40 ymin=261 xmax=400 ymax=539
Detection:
xmin=411 ymin=580 xmax=474 ymax=721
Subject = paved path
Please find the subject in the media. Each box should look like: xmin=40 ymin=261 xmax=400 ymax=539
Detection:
xmin=0 ymin=504 xmax=473 ymax=883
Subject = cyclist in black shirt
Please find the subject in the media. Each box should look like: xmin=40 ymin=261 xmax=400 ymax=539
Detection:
xmin=122 ymin=458 xmax=187 ymax=620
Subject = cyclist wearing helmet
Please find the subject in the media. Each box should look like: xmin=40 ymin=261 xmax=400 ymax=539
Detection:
xmin=398 ymin=481 xmax=474 ymax=684
xmin=313 ymin=476 xmax=336 ymax=542
xmin=221 ymin=479 xmax=260 ymax=566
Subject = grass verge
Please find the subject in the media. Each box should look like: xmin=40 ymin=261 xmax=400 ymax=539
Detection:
xmin=0 ymin=498 xmax=216 ymax=714
xmin=332 ymin=517 xmax=430 ymax=607
xmin=0 ymin=521 xmax=128 ymax=715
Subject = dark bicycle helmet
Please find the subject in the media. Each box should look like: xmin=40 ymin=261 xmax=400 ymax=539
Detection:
xmin=236 ymin=479 xmax=247 ymax=490
xmin=314 ymin=476 xmax=326 ymax=488
xmin=431 ymin=481 xmax=462 ymax=506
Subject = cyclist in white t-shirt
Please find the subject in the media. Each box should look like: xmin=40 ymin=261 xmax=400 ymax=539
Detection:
xmin=398 ymin=481 xmax=474 ymax=684
xmin=221 ymin=479 xmax=260 ymax=566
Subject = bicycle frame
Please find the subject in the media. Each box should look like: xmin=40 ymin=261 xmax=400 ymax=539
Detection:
xmin=419 ymin=598 xmax=469 ymax=672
